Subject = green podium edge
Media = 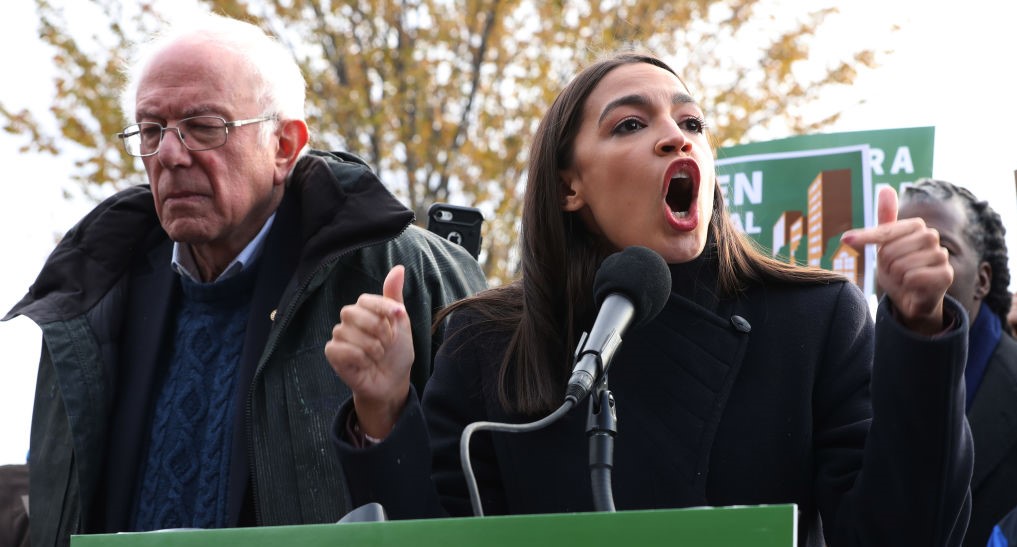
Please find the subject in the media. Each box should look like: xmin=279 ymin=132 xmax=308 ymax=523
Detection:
xmin=73 ymin=503 xmax=797 ymax=547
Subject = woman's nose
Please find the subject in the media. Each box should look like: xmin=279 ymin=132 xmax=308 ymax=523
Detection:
xmin=655 ymin=121 xmax=690 ymax=155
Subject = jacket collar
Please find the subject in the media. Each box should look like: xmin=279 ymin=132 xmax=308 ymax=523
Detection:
xmin=286 ymin=150 xmax=413 ymax=284
xmin=4 ymin=149 xmax=414 ymax=325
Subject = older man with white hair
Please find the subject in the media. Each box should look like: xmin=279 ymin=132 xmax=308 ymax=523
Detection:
xmin=4 ymin=11 xmax=486 ymax=547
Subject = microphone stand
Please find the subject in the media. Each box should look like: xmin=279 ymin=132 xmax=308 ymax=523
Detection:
xmin=587 ymin=373 xmax=617 ymax=512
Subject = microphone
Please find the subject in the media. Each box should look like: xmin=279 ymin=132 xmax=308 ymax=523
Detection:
xmin=564 ymin=246 xmax=672 ymax=404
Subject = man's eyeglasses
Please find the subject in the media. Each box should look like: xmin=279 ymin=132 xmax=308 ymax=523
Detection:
xmin=116 ymin=115 xmax=277 ymax=157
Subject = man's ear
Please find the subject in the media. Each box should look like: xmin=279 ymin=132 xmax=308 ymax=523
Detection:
xmin=560 ymin=169 xmax=585 ymax=212
xmin=273 ymin=119 xmax=310 ymax=184
xmin=975 ymin=261 xmax=992 ymax=300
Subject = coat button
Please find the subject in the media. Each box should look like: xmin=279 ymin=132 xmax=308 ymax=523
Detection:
xmin=730 ymin=315 xmax=751 ymax=333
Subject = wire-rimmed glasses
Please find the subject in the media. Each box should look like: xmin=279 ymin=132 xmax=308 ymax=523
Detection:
xmin=116 ymin=115 xmax=277 ymax=157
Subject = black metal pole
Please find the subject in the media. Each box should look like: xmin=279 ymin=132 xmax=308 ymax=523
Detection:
xmin=587 ymin=374 xmax=617 ymax=512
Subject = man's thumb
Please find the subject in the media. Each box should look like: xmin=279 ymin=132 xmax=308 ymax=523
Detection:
xmin=877 ymin=185 xmax=899 ymax=226
xmin=383 ymin=265 xmax=406 ymax=305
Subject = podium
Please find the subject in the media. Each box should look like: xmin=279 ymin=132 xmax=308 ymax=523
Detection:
xmin=71 ymin=504 xmax=797 ymax=546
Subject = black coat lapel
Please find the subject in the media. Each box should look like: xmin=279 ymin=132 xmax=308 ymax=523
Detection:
xmin=225 ymin=190 xmax=303 ymax=526
xmin=101 ymin=238 xmax=176 ymax=531
xmin=968 ymin=333 xmax=1017 ymax=490
xmin=611 ymin=293 xmax=751 ymax=503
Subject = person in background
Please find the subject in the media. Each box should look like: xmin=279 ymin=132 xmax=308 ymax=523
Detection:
xmin=325 ymin=51 xmax=973 ymax=546
xmin=898 ymin=179 xmax=1017 ymax=547
xmin=2 ymin=10 xmax=485 ymax=547
xmin=1007 ymin=293 xmax=1017 ymax=333
xmin=989 ymin=505 xmax=1017 ymax=546
xmin=0 ymin=463 xmax=29 ymax=547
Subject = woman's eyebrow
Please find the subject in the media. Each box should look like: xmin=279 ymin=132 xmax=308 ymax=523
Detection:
xmin=672 ymin=92 xmax=696 ymax=106
xmin=598 ymin=94 xmax=650 ymax=126
xmin=598 ymin=92 xmax=697 ymax=126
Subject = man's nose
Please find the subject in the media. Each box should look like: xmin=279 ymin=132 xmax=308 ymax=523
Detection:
xmin=156 ymin=128 xmax=191 ymax=167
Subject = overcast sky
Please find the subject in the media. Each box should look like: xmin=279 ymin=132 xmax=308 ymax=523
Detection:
xmin=2 ymin=0 xmax=1016 ymax=464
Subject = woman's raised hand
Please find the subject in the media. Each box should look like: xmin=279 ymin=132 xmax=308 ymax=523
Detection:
xmin=842 ymin=186 xmax=954 ymax=336
xmin=325 ymin=265 xmax=415 ymax=439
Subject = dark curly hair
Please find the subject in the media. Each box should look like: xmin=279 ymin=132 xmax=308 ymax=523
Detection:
xmin=902 ymin=178 xmax=1012 ymax=334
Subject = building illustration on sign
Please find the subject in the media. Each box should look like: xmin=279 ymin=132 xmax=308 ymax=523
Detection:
xmin=770 ymin=169 xmax=862 ymax=286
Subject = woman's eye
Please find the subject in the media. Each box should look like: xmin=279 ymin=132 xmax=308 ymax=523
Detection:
xmin=613 ymin=118 xmax=645 ymax=134
xmin=680 ymin=117 xmax=706 ymax=134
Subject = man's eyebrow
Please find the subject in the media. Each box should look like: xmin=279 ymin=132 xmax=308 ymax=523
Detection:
xmin=597 ymin=91 xmax=698 ymax=126
xmin=135 ymin=105 xmax=223 ymax=122
xmin=937 ymin=233 xmax=962 ymax=250
xmin=179 ymin=105 xmax=224 ymax=119
xmin=134 ymin=110 xmax=160 ymax=122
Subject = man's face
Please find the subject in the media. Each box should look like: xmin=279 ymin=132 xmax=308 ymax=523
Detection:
xmin=134 ymin=37 xmax=287 ymax=268
xmin=898 ymin=197 xmax=990 ymax=322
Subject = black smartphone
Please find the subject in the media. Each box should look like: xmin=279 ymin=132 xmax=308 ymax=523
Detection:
xmin=426 ymin=203 xmax=484 ymax=259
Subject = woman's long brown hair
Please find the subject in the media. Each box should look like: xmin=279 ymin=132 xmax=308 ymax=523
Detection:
xmin=437 ymin=52 xmax=845 ymax=416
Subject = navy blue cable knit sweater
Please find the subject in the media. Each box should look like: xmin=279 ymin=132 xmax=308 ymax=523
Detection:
xmin=131 ymin=265 xmax=258 ymax=530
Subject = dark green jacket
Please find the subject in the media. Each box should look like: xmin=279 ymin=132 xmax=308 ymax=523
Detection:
xmin=4 ymin=150 xmax=487 ymax=547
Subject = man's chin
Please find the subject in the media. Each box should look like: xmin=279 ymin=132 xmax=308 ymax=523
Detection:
xmin=161 ymin=219 xmax=214 ymax=244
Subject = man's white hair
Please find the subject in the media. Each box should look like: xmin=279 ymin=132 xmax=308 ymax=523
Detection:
xmin=120 ymin=9 xmax=307 ymax=133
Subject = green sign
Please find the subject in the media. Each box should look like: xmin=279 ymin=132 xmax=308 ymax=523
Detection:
xmin=71 ymin=504 xmax=797 ymax=547
xmin=716 ymin=127 xmax=935 ymax=296
xmin=718 ymin=126 xmax=934 ymax=189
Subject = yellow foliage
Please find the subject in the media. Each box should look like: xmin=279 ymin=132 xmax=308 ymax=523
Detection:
xmin=1 ymin=0 xmax=888 ymax=283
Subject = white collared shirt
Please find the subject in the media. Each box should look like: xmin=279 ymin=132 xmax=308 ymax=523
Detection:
xmin=171 ymin=213 xmax=276 ymax=284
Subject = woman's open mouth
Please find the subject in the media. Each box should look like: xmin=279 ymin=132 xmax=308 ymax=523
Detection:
xmin=667 ymin=172 xmax=694 ymax=218
xmin=663 ymin=159 xmax=700 ymax=229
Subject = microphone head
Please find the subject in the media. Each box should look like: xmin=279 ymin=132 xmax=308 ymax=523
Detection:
xmin=593 ymin=246 xmax=672 ymax=327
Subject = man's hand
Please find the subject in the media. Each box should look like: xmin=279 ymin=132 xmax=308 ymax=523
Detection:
xmin=842 ymin=186 xmax=953 ymax=335
xmin=324 ymin=265 xmax=414 ymax=439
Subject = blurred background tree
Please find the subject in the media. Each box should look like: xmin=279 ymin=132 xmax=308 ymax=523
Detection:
xmin=0 ymin=0 xmax=881 ymax=283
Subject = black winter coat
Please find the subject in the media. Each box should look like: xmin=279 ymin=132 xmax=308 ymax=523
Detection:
xmin=6 ymin=150 xmax=487 ymax=547
xmin=338 ymin=262 xmax=974 ymax=546
xmin=966 ymin=332 xmax=1017 ymax=547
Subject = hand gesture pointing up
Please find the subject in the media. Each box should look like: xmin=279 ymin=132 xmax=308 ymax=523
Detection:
xmin=325 ymin=265 xmax=415 ymax=439
xmin=842 ymin=186 xmax=954 ymax=335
